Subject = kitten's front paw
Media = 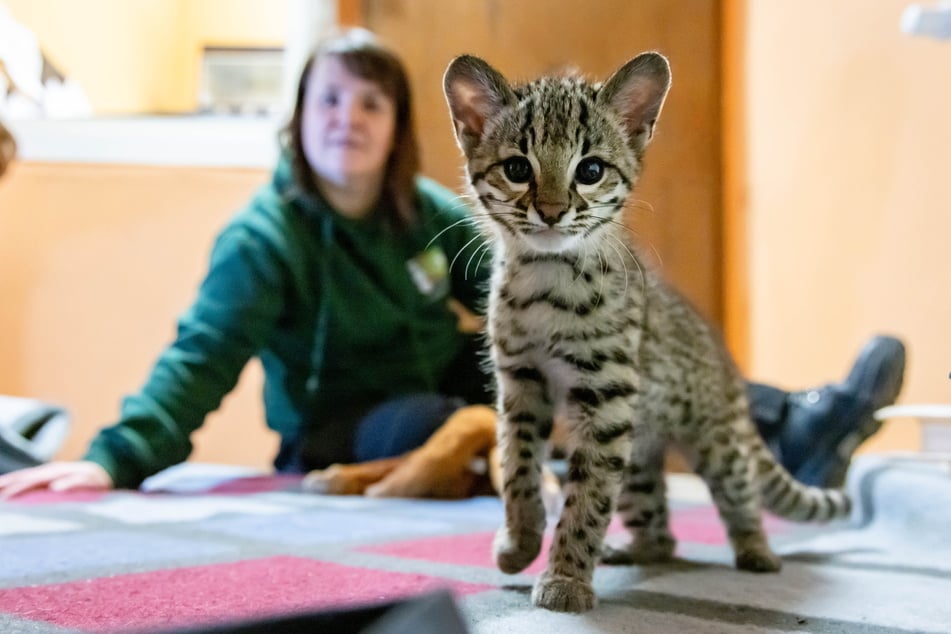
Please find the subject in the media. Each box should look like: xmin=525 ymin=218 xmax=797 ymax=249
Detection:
xmin=532 ymin=572 xmax=596 ymax=612
xmin=600 ymin=536 xmax=675 ymax=566
xmin=732 ymin=533 xmax=782 ymax=572
xmin=493 ymin=526 xmax=542 ymax=574
xmin=735 ymin=547 xmax=782 ymax=573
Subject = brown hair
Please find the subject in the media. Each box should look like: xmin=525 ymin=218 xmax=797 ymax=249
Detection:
xmin=0 ymin=121 xmax=16 ymax=180
xmin=282 ymin=28 xmax=420 ymax=230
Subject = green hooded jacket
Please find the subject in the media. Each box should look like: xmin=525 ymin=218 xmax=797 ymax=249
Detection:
xmin=84 ymin=158 xmax=490 ymax=488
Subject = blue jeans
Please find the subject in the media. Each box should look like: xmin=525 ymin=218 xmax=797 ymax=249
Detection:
xmin=275 ymin=393 xmax=472 ymax=473
xmin=352 ymin=393 xmax=467 ymax=462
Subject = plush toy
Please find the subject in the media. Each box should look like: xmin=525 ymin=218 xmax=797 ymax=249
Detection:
xmin=303 ymin=405 xmax=562 ymax=510
xmin=303 ymin=405 xmax=498 ymax=498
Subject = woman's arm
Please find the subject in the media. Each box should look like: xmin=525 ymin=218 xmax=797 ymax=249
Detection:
xmin=82 ymin=222 xmax=289 ymax=489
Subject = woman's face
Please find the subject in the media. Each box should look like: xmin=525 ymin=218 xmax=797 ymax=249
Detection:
xmin=301 ymin=56 xmax=397 ymax=187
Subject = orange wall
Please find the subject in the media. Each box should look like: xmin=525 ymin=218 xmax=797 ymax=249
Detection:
xmin=730 ymin=0 xmax=951 ymax=451
xmin=0 ymin=162 xmax=279 ymax=468
xmin=4 ymin=0 xmax=287 ymax=113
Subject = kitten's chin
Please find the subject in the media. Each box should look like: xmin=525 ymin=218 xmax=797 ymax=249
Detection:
xmin=522 ymin=228 xmax=580 ymax=253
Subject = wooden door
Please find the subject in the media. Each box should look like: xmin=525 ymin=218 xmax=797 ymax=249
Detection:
xmin=348 ymin=0 xmax=723 ymax=324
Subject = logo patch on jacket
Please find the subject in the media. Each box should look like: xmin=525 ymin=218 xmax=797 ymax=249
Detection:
xmin=406 ymin=246 xmax=449 ymax=299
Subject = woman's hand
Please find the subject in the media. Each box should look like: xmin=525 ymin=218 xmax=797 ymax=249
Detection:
xmin=0 ymin=461 xmax=114 ymax=499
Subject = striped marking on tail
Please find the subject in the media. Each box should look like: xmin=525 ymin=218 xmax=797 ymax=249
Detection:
xmin=755 ymin=445 xmax=851 ymax=522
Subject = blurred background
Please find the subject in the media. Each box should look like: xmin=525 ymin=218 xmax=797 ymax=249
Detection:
xmin=0 ymin=0 xmax=947 ymax=468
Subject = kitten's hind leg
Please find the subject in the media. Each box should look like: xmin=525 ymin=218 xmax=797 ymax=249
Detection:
xmin=602 ymin=431 xmax=676 ymax=565
xmin=492 ymin=369 xmax=552 ymax=574
xmin=695 ymin=429 xmax=782 ymax=573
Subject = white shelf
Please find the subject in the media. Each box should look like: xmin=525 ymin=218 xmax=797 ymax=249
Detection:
xmin=876 ymin=404 xmax=951 ymax=453
xmin=6 ymin=115 xmax=282 ymax=169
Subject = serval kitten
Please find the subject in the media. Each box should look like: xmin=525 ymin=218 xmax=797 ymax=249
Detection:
xmin=443 ymin=53 xmax=851 ymax=613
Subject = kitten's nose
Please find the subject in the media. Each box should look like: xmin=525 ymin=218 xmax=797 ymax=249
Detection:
xmin=535 ymin=200 xmax=567 ymax=226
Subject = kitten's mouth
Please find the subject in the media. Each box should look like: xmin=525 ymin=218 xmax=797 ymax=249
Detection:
xmin=524 ymin=226 xmax=575 ymax=252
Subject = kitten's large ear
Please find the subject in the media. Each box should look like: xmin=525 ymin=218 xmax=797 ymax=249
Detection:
xmin=597 ymin=52 xmax=671 ymax=154
xmin=443 ymin=55 xmax=516 ymax=156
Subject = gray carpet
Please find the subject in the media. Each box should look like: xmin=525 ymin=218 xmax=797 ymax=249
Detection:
xmin=0 ymin=455 xmax=947 ymax=633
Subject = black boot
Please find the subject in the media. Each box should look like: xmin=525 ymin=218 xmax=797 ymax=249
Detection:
xmin=754 ymin=335 xmax=906 ymax=487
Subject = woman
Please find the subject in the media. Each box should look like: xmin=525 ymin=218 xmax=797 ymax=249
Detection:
xmin=0 ymin=29 xmax=906 ymax=497
xmin=0 ymin=28 xmax=494 ymax=496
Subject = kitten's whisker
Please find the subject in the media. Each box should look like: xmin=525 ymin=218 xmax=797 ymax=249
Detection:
xmin=606 ymin=237 xmax=632 ymax=299
xmin=474 ymin=241 xmax=493 ymax=274
xmin=434 ymin=194 xmax=483 ymax=217
xmin=609 ymin=235 xmax=646 ymax=297
xmin=589 ymin=213 xmax=664 ymax=269
xmin=586 ymin=202 xmax=625 ymax=212
xmin=479 ymin=196 xmax=524 ymax=212
xmin=577 ymin=243 xmax=591 ymax=284
xmin=628 ymin=198 xmax=656 ymax=216
xmin=593 ymin=250 xmax=607 ymax=308
xmin=465 ymin=241 xmax=493 ymax=280
xmin=449 ymin=233 xmax=486 ymax=276
xmin=463 ymin=242 xmax=480 ymax=281
xmin=642 ymin=239 xmax=664 ymax=269
xmin=425 ymin=216 xmax=481 ymax=251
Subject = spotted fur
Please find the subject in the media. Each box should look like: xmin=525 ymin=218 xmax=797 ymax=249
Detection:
xmin=443 ymin=53 xmax=851 ymax=613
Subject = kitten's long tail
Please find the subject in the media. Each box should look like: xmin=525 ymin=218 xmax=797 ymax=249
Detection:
xmin=752 ymin=439 xmax=852 ymax=522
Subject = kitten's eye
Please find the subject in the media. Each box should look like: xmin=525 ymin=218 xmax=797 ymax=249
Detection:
xmin=575 ymin=157 xmax=605 ymax=185
xmin=503 ymin=156 xmax=533 ymax=183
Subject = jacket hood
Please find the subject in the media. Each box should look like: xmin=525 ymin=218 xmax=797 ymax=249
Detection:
xmin=271 ymin=149 xmax=298 ymax=200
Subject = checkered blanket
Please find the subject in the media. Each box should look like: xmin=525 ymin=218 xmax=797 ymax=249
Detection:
xmin=1 ymin=456 xmax=948 ymax=633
